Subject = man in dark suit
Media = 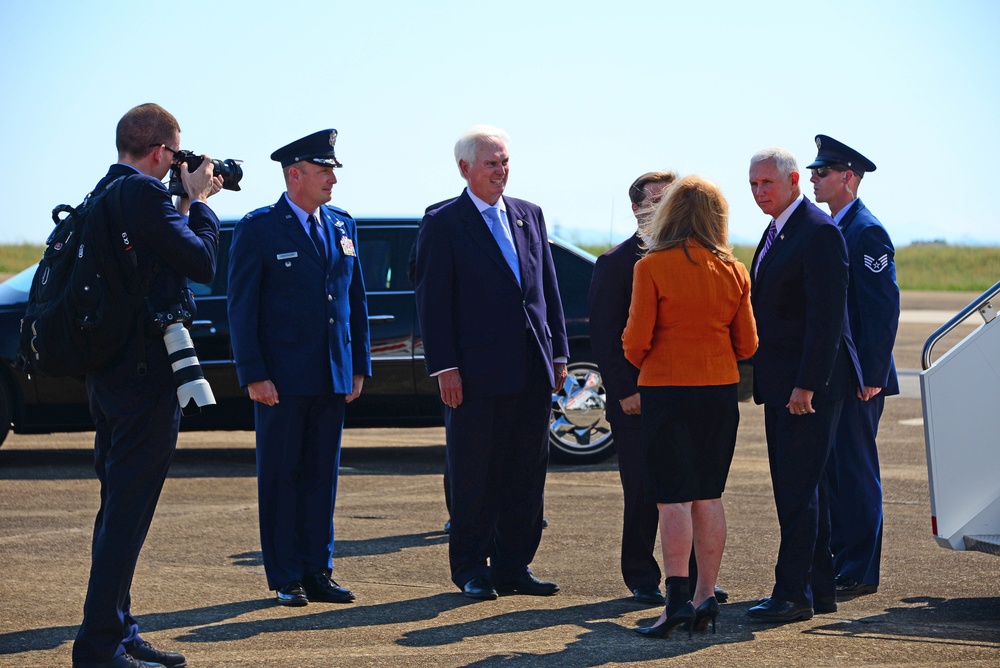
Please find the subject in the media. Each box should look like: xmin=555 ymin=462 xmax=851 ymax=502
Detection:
xmin=414 ymin=125 xmax=569 ymax=600
xmin=73 ymin=103 xmax=221 ymax=668
xmin=588 ymin=171 xmax=674 ymax=605
xmin=228 ymin=130 xmax=371 ymax=607
xmin=745 ymin=147 xmax=862 ymax=623
xmin=809 ymin=135 xmax=899 ymax=599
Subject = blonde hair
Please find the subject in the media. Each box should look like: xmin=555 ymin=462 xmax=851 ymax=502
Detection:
xmin=641 ymin=175 xmax=734 ymax=263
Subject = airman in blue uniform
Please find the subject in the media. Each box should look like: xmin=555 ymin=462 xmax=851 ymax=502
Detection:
xmin=809 ymin=135 xmax=899 ymax=598
xmin=228 ymin=129 xmax=371 ymax=607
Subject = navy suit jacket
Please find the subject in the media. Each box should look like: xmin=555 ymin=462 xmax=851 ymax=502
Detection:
xmin=414 ymin=190 xmax=569 ymax=398
xmin=839 ymin=199 xmax=900 ymax=395
xmin=228 ymin=195 xmax=371 ymax=397
xmin=588 ymin=233 xmax=642 ymax=403
xmin=750 ymin=197 xmax=862 ymax=406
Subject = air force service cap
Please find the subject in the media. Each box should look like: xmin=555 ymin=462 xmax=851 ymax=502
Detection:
xmin=807 ymin=135 xmax=876 ymax=175
xmin=270 ymin=129 xmax=343 ymax=168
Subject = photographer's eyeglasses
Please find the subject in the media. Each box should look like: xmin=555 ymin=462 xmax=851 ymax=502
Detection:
xmin=150 ymin=143 xmax=181 ymax=163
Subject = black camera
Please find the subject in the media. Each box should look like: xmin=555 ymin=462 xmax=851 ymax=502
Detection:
xmin=168 ymin=150 xmax=244 ymax=197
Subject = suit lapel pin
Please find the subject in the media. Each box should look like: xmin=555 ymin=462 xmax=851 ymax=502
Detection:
xmin=516 ymin=219 xmax=524 ymax=227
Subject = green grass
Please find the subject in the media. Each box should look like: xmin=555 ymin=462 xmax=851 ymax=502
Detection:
xmin=3 ymin=242 xmax=999 ymax=292
xmin=579 ymin=242 xmax=1000 ymax=292
xmin=0 ymin=244 xmax=44 ymax=274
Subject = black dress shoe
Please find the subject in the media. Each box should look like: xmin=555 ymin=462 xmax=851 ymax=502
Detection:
xmin=634 ymin=601 xmax=695 ymax=638
xmin=835 ymin=575 xmax=878 ymax=598
xmin=495 ymin=572 xmax=560 ymax=596
xmin=746 ymin=597 xmax=813 ymax=622
xmin=814 ymin=596 xmax=838 ymax=614
xmin=276 ymin=580 xmax=308 ymax=606
xmin=73 ymin=655 xmax=165 ymax=668
xmin=463 ymin=576 xmax=498 ymax=600
xmin=128 ymin=642 xmax=186 ymax=667
xmin=713 ymin=585 xmax=729 ymax=603
xmin=631 ymin=587 xmax=665 ymax=605
xmin=303 ymin=571 xmax=356 ymax=603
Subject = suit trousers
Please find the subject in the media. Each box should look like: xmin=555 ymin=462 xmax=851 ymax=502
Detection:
xmin=606 ymin=401 xmax=661 ymax=591
xmin=827 ymin=394 xmax=885 ymax=585
xmin=763 ymin=398 xmax=843 ymax=606
xmin=255 ymin=393 xmax=346 ymax=590
xmin=445 ymin=335 xmax=552 ymax=588
xmin=74 ymin=358 xmax=181 ymax=664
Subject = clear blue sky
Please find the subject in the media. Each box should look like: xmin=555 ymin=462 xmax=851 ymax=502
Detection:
xmin=2 ymin=0 xmax=998 ymax=248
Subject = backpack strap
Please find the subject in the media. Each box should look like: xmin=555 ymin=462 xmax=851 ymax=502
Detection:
xmin=104 ymin=177 xmax=161 ymax=377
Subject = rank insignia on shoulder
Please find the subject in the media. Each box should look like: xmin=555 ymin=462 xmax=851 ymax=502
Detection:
xmin=864 ymin=254 xmax=890 ymax=273
xmin=340 ymin=237 xmax=356 ymax=256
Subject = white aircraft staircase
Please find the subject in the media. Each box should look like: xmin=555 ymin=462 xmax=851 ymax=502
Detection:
xmin=920 ymin=280 xmax=1000 ymax=556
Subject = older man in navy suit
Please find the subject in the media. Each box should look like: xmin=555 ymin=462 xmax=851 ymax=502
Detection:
xmin=809 ymin=135 xmax=899 ymax=599
xmin=415 ymin=125 xmax=569 ymax=600
xmin=228 ymin=130 xmax=371 ymax=607
xmin=745 ymin=147 xmax=862 ymax=623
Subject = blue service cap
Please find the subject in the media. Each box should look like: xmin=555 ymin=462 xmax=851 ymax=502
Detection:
xmin=806 ymin=135 xmax=876 ymax=174
xmin=270 ymin=129 xmax=343 ymax=169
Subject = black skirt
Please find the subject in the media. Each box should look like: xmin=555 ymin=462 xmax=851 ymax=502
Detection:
xmin=639 ymin=384 xmax=739 ymax=504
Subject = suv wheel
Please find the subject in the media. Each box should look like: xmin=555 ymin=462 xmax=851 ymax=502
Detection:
xmin=549 ymin=360 xmax=615 ymax=464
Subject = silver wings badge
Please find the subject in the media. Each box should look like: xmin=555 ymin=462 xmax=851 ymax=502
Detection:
xmin=864 ymin=254 xmax=889 ymax=273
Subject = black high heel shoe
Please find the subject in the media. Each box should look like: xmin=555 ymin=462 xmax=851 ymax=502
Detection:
xmin=693 ymin=596 xmax=719 ymax=633
xmin=634 ymin=601 xmax=695 ymax=638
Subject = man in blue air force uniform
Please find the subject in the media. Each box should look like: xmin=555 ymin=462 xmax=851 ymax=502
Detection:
xmin=228 ymin=129 xmax=371 ymax=607
xmin=808 ymin=135 xmax=899 ymax=599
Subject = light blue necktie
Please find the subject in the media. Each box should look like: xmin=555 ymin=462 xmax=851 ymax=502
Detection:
xmin=484 ymin=206 xmax=521 ymax=285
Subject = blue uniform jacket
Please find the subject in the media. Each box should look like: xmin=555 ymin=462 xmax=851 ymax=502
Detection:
xmin=227 ymin=195 xmax=371 ymax=396
xmin=839 ymin=199 xmax=900 ymax=395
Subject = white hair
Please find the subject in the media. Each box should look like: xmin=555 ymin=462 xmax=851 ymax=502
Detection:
xmin=750 ymin=147 xmax=799 ymax=178
xmin=454 ymin=125 xmax=510 ymax=172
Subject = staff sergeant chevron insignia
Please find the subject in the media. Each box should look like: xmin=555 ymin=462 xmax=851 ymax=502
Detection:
xmin=864 ymin=253 xmax=889 ymax=272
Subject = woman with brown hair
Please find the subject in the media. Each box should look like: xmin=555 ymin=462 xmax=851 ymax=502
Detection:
xmin=623 ymin=175 xmax=758 ymax=638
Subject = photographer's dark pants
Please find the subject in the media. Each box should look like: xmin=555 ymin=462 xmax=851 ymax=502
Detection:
xmin=74 ymin=342 xmax=180 ymax=664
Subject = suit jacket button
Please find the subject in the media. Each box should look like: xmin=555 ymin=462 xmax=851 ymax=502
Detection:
xmin=329 ymin=318 xmax=335 ymax=324
xmin=328 ymin=294 xmax=333 ymax=302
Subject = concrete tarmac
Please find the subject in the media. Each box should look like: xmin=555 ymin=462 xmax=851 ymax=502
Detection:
xmin=1 ymin=292 xmax=998 ymax=667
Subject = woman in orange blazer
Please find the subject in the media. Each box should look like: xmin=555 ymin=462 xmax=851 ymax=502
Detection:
xmin=623 ymin=175 xmax=758 ymax=638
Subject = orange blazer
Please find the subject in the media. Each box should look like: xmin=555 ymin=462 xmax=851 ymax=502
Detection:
xmin=622 ymin=242 xmax=758 ymax=387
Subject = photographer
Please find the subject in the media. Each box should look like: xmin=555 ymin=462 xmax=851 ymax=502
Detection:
xmin=72 ymin=103 xmax=221 ymax=668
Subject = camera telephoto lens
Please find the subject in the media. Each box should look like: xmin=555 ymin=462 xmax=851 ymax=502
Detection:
xmin=162 ymin=322 xmax=216 ymax=415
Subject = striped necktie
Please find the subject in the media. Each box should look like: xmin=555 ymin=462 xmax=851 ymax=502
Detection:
xmin=755 ymin=220 xmax=777 ymax=277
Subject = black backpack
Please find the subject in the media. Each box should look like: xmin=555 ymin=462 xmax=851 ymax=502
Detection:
xmin=17 ymin=176 xmax=154 ymax=377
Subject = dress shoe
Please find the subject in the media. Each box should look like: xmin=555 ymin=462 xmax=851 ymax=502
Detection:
xmin=444 ymin=520 xmax=451 ymax=534
xmin=693 ymin=596 xmax=719 ymax=633
xmin=814 ymin=596 xmax=838 ymax=614
xmin=746 ymin=597 xmax=814 ymax=622
xmin=73 ymin=655 xmax=165 ymax=668
xmin=631 ymin=586 xmax=665 ymax=605
xmin=714 ymin=585 xmax=729 ymax=603
xmin=463 ymin=576 xmax=498 ymax=600
xmin=836 ymin=575 xmax=878 ymax=598
xmin=495 ymin=572 xmax=560 ymax=596
xmin=276 ymin=580 xmax=308 ymax=606
xmin=303 ymin=571 xmax=356 ymax=603
xmin=128 ymin=642 xmax=186 ymax=667
xmin=634 ymin=601 xmax=695 ymax=638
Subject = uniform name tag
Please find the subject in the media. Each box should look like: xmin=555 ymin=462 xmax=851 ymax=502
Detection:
xmin=277 ymin=252 xmax=298 ymax=260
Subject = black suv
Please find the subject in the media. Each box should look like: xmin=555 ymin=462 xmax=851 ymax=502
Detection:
xmin=0 ymin=218 xmax=625 ymax=463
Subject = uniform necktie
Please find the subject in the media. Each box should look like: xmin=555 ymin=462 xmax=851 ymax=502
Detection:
xmin=484 ymin=206 xmax=520 ymax=285
xmin=308 ymin=214 xmax=327 ymax=264
xmin=755 ymin=219 xmax=777 ymax=277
